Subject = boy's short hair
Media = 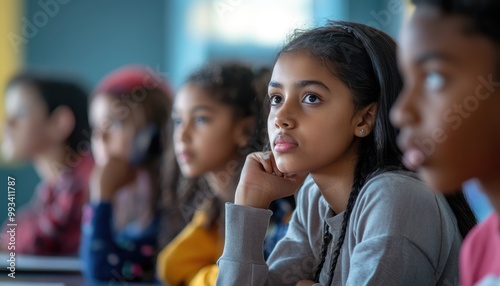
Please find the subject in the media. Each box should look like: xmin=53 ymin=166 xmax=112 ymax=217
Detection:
xmin=412 ymin=0 xmax=500 ymax=43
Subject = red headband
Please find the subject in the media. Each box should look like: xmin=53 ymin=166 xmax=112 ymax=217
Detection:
xmin=93 ymin=65 xmax=172 ymax=99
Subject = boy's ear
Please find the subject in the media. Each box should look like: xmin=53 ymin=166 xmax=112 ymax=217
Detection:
xmin=354 ymin=103 xmax=377 ymax=137
xmin=48 ymin=106 xmax=75 ymax=144
xmin=234 ymin=116 xmax=256 ymax=148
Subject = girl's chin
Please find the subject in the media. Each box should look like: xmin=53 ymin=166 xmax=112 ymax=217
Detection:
xmin=275 ymin=163 xmax=307 ymax=176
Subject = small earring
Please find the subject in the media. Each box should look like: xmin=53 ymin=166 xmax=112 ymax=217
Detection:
xmin=359 ymin=129 xmax=366 ymax=136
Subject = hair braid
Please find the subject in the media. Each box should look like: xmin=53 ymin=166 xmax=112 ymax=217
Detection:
xmin=325 ymin=161 xmax=367 ymax=285
xmin=314 ymin=221 xmax=333 ymax=282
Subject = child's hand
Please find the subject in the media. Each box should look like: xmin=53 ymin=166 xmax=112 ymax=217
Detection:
xmin=235 ymin=151 xmax=307 ymax=209
xmin=90 ymin=157 xmax=137 ymax=202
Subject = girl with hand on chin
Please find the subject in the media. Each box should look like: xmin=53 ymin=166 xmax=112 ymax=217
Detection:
xmin=80 ymin=66 xmax=175 ymax=282
xmin=216 ymin=21 xmax=476 ymax=286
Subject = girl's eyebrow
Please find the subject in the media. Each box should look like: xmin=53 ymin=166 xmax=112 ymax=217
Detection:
xmin=172 ymin=105 xmax=215 ymax=113
xmin=296 ymin=80 xmax=330 ymax=91
xmin=269 ymin=81 xmax=283 ymax=88
xmin=269 ymin=80 xmax=330 ymax=91
xmin=191 ymin=105 xmax=215 ymax=113
xmin=415 ymin=51 xmax=456 ymax=66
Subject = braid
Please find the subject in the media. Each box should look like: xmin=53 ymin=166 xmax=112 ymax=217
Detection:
xmin=314 ymin=221 xmax=333 ymax=282
xmin=325 ymin=165 xmax=365 ymax=285
xmin=313 ymin=137 xmax=376 ymax=285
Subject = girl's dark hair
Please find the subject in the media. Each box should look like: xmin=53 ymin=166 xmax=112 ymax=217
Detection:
xmin=276 ymin=21 xmax=476 ymax=284
xmin=163 ymin=62 xmax=266 ymax=237
xmin=412 ymin=0 xmax=500 ymax=43
xmin=7 ymin=72 xmax=90 ymax=153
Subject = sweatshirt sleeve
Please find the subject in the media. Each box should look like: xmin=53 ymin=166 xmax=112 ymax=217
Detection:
xmin=215 ymin=203 xmax=272 ymax=286
xmin=216 ymin=177 xmax=319 ymax=286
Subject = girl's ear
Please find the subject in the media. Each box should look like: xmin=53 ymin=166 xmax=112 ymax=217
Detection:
xmin=354 ymin=103 xmax=377 ymax=137
xmin=234 ymin=116 xmax=256 ymax=148
xmin=47 ymin=106 xmax=76 ymax=144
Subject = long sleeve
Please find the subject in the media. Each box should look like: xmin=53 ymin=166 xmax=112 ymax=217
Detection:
xmin=157 ymin=211 xmax=222 ymax=286
xmin=217 ymin=178 xmax=318 ymax=286
xmin=80 ymin=202 xmax=159 ymax=282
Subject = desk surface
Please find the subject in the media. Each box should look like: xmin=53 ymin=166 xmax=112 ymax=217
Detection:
xmin=0 ymin=253 xmax=81 ymax=272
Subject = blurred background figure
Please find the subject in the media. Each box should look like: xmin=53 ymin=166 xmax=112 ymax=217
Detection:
xmin=80 ymin=66 xmax=177 ymax=282
xmin=156 ymin=62 xmax=278 ymax=286
xmin=0 ymin=72 xmax=93 ymax=255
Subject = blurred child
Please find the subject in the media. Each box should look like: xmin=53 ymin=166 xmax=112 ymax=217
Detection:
xmin=156 ymin=62 xmax=293 ymax=286
xmin=1 ymin=72 xmax=93 ymax=255
xmin=80 ymin=66 xmax=177 ymax=281
xmin=216 ymin=21 xmax=476 ymax=286
xmin=390 ymin=0 xmax=500 ymax=284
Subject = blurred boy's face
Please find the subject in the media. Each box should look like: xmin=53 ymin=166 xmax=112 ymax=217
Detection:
xmin=2 ymin=84 xmax=51 ymax=161
xmin=391 ymin=7 xmax=500 ymax=193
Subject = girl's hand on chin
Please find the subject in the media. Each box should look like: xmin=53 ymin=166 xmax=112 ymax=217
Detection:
xmin=235 ymin=151 xmax=307 ymax=209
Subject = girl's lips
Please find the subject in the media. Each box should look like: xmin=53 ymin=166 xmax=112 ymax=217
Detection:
xmin=177 ymin=151 xmax=194 ymax=164
xmin=402 ymin=148 xmax=426 ymax=170
xmin=273 ymin=134 xmax=298 ymax=153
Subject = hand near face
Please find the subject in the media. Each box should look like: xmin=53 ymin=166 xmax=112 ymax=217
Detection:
xmin=234 ymin=151 xmax=307 ymax=209
xmin=90 ymin=157 xmax=137 ymax=202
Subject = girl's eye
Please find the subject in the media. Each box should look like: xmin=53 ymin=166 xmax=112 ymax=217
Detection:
xmin=172 ymin=117 xmax=182 ymax=126
xmin=425 ymin=72 xmax=445 ymax=91
xmin=269 ymin=95 xmax=283 ymax=106
xmin=195 ymin=116 xmax=209 ymax=124
xmin=303 ymin=94 xmax=320 ymax=104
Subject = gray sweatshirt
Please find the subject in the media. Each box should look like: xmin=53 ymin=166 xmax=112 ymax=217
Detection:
xmin=216 ymin=171 xmax=461 ymax=286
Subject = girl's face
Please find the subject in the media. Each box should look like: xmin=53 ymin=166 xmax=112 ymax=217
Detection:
xmin=391 ymin=7 xmax=500 ymax=193
xmin=90 ymin=94 xmax=146 ymax=166
xmin=2 ymin=84 xmax=51 ymax=161
xmin=268 ymin=51 xmax=362 ymax=175
xmin=172 ymin=84 xmax=247 ymax=178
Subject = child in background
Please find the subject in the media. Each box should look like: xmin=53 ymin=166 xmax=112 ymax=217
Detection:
xmin=0 ymin=72 xmax=93 ymax=255
xmin=80 ymin=66 xmax=178 ymax=281
xmin=390 ymin=0 xmax=500 ymax=285
xmin=216 ymin=21 xmax=476 ymax=286
xmin=156 ymin=62 xmax=293 ymax=286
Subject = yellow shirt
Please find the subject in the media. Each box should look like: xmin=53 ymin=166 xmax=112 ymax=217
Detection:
xmin=157 ymin=210 xmax=223 ymax=286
